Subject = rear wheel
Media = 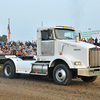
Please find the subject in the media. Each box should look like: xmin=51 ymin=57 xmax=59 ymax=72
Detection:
xmin=53 ymin=64 xmax=72 ymax=85
xmin=3 ymin=61 xmax=19 ymax=78
xmin=81 ymin=76 xmax=97 ymax=82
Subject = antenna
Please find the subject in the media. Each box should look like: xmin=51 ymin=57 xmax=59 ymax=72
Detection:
xmin=41 ymin=21 xmax=43 ymax=27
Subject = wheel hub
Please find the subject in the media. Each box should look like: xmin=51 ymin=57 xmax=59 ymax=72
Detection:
xmin=56 ymin=69 xmax=66 ymax=82
xmin=4 ymin=65 xmax=12 ymax=76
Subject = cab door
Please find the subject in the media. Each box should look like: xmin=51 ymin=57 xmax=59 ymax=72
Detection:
xmin=41 ymin=29 xmax=54 ymax=56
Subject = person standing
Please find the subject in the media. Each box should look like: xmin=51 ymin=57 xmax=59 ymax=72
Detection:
xmin=13 ymin=47 xmax=17 ymax=55
xmin=95 ymin=37 xmax=98 ymax=45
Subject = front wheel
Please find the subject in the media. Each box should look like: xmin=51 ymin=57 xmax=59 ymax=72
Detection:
xmin=53 ymin=64 xmax=72 ymax=85
xmin=81 ymin=76 xmax=97 ymax=82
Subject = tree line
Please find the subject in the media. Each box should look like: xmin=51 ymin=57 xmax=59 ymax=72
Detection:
xmin=0 ymin=35 xmax=7 ymax=42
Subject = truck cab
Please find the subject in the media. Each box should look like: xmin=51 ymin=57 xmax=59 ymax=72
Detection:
xmin=3 ymin=26 xmax=100 ymax=85
xmin=37 ymin=26 xmax=75 ymax=60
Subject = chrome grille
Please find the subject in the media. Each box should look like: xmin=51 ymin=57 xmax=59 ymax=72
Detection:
xmin=89 ymin=48 xmax=100 ymax=67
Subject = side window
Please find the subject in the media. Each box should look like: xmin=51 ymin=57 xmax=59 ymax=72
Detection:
xmin=41 ymin=30 xmax=48 ymax=40
xmin=41 ymin=30 xmax=53 ymax=40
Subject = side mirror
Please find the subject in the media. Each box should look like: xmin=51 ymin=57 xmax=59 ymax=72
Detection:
xmin=75 ymin=36 xmax=79 ymax=43
xmin=79 ymin=33 xmax=81 ymax=40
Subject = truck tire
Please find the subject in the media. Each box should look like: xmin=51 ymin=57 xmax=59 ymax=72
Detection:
xmin=53 ymin=64 xmax=72 ymax=85
xmin=81 ymin=76 xmax=97 ymax=82
xmin=3 ymin=61 xmax=16 ymax=78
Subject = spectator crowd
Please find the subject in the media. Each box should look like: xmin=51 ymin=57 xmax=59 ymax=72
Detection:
xmin=0 ymin=37 xmax=99 ymax=56
xmin=0 ymin=40 xmax=37 ymax=56
xmin=80 ymin=37 xmax=99 ymax=46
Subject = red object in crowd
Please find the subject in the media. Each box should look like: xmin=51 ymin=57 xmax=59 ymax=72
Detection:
xmin=18 ymin=51 xmax=22 ymax=55
xmin=4 ymin=51 xmax=7 ymax=53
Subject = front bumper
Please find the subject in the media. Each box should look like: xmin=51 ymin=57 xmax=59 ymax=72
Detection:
xmin=78 ymin=67 xmax=100 ymax=76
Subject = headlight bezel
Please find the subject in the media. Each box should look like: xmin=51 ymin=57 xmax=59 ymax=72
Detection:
xmin=74 ymin=61 xmax=81 ymax=66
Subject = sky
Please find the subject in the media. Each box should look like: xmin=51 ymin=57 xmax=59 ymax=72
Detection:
xmin=0 ymin=0 xmax=100 ymax=42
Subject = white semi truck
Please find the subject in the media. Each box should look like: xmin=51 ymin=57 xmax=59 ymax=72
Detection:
xmin=2 ymin=26 xmax=100 ymax=85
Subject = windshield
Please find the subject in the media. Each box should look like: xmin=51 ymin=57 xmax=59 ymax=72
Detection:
xmin=55 ymin=28 xmax=75 ymax=39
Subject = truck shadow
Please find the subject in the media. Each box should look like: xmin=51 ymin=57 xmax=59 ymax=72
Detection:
xmin=20 ymin=74 xmax=55 ymax=84
xmin=0 ymin=67 xmax=98 ymax=86
xmin=20 ymin=74 xmax=99 ymax=86
xmin=19 ymin=74 xmax=96 ymax=86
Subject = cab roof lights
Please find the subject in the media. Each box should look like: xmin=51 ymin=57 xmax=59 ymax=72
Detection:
xmin=56 ymin=25 xmax=75 ymax=29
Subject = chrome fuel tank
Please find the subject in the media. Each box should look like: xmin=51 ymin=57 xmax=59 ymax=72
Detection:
xmin=32 ymin=64 xmax=48 ymax=74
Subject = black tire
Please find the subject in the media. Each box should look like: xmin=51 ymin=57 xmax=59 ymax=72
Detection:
xmin=3 ymin=61 xmax=16 ymax=78
xmin=53 ymin=64 xmax=72 ymax=85
xmin=81 ymin=76 xmax=97 ymax=82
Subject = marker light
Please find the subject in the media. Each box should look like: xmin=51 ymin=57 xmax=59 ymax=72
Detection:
xmin=56 ymin=25 xmax=68 ymax=27
xmin=56 ymin=26 xmax=75 ymax=29
xmin=59 ymin=52 xmax=62 ymax=55
xmin=36 ymin=72 xmax=38 ymax=74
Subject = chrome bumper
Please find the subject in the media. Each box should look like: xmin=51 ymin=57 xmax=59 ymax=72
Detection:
xmin=78 ymin=67 xmax=100 ymax=76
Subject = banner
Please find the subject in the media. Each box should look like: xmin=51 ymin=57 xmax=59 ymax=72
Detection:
xmin=81 ymin=30 xmax=100 ymax=38
xmin=76 ymin=30 xmax=100 ymax=39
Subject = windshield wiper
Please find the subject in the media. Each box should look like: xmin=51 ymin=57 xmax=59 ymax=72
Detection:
xmin=65 ymin=37 xmax=72 ymax=39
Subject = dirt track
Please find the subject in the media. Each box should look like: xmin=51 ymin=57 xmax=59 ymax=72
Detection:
xmin=0 ymin=67 xmax=100 ymax=100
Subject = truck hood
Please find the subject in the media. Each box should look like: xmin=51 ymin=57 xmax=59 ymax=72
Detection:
xmin=60 ymin=40 xmax=96 ymax=49
xmin=58 ymin=40 xmax=97 ymax=67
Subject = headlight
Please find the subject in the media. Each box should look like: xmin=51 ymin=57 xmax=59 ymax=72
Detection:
xmin=74 ymin=61 xmax=81 ymax=66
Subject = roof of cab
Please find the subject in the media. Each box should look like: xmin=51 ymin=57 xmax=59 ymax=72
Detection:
xmin=37 ymin=26 xmax=75 ymax=31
